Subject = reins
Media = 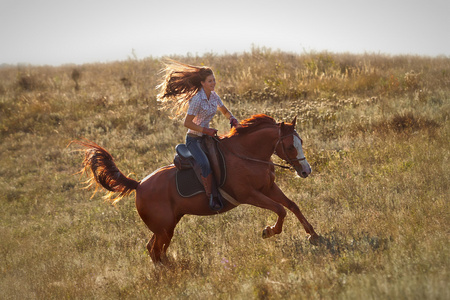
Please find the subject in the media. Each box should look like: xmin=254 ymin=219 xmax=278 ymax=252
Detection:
xmin=213 ymin=124 xmax=304 ymax=170
xmin=218 ymin=139 xmax=292 ymax=169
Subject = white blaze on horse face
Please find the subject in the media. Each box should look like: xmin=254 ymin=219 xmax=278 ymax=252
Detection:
xmin=293 ymin=134 xmax=312 ymax=177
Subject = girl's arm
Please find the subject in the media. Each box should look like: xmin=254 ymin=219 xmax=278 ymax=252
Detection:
xmin=184 ymin=114 xmax=217 ymax=136
xmin=218 ymin=105 xmax=239 ymax=127
xmin=184 ymin=114 xmax=204 ymax=132
xmin=218 ymin=105 xmax=233 ymax=119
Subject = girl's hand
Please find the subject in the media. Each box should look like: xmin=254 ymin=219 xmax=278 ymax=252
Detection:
xmin=230 ymin=117 xmax=239 ymax=128
xmin=203 ymin=127 xmax=218 ymax=137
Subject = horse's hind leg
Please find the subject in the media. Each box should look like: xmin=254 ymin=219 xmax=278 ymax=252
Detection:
xmin=147 ymin=235 xmax=158 ymax=264
xmin=145 ymin=214 xmax=183 ymax=265
xmin=147 ymin=230 xmax=174 ymax=265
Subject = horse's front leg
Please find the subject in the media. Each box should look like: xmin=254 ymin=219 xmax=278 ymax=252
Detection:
xmin=242 ymin=191 xmax=287 ymax=239
xmin=266 ymin=184 xmax=322 ymax=245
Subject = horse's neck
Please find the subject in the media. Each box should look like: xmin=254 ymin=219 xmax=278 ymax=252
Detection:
xmin=232 ymin=126 xmax=279 ymax=160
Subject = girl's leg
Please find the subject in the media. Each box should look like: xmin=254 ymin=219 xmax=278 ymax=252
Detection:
xmin=185 ymin=136 xmax=211 ymax=177
xmin=185 ymin=136 xmax=222 ymax=210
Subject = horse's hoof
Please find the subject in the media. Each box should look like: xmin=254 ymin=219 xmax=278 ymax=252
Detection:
xmin=262 ymin=226 xmax=274 ymax=239
xmin=308 ymin=234 xmax=323 ymax=246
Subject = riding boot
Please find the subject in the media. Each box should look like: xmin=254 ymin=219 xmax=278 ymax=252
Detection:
xmin=201 ymin=174 xmax=224 ymax=211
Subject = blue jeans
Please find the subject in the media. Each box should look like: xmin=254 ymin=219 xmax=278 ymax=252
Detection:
xmin=185 ymin=135 xmax=211 ymax=177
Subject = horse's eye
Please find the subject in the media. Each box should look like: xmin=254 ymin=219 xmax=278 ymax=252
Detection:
xmin=288 ymin=145 xmax=295 ymax=151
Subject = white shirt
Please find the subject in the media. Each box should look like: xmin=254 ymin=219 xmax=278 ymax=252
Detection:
xmin=186 ymin=88 xmax=224 ymax=136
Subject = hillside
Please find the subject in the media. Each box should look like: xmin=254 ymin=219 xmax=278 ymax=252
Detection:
xmin=1 ymin=49 xmax=449 ymax=299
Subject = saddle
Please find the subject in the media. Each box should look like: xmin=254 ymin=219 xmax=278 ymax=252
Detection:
xmin=173 ymin=136 xmax=227 ymax=198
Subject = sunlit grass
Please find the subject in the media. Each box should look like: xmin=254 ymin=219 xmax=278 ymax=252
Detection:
xmin=0 ymin=50 xmax=449 ymax=299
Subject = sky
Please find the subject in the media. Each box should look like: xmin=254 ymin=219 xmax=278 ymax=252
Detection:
xmin=1 ymin=0 xmax=449 ymax=66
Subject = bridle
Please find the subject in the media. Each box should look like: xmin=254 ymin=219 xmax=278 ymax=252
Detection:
xmin=214 ymin=124 xmax=306 ymax=170
xmin=274 ymin=126 xmax=307 ymax=167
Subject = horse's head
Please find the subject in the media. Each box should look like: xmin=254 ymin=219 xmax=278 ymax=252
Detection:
xmin=275 ymin=117 xmax=312 ymax=178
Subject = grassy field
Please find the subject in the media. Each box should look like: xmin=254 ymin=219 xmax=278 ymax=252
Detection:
xmin=1 ymin=49 xmax=449 ymax=299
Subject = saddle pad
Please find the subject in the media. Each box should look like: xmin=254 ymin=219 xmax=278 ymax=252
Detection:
xmin=176 ymin=168 xmax=205 ymax=197
xmin=175 ymin=167 xmax=240 ymax=206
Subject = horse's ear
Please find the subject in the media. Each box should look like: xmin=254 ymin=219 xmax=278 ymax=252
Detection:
xmin=292 ymin=116 xmax=297 ymax=127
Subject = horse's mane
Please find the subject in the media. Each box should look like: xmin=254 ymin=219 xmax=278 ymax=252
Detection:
xmin=223 ymin=114 xmax=276 ymax=138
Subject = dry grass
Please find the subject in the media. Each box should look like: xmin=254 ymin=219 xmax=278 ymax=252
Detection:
xmin=0 ymin=50 xmax=449 ymax=299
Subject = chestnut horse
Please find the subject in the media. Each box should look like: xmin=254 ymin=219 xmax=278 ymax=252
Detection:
xmin=73 ymin=114 xmax=321 ymax=265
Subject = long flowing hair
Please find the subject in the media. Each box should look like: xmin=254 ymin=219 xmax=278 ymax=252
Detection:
xmin=157 ymin=59 xmax=214 ymax=119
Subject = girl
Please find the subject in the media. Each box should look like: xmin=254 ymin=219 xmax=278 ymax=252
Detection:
xmin=157 ymin=59 xmax=239 ymax=210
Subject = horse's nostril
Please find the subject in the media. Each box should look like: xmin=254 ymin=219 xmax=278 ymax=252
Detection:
xmin=302 ymin=172 xmax=308 ymax=177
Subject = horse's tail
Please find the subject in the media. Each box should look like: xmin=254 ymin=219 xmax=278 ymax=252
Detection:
xmin=71 ymin=140 xmax=140 ymax=204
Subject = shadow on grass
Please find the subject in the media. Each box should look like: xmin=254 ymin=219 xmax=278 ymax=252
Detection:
xmin=296 ymin=231 xmax=392 ymax=257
